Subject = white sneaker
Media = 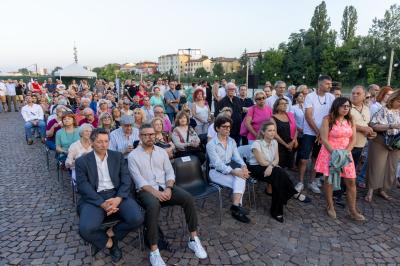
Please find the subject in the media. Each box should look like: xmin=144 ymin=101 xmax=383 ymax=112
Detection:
xmin=316 ymin=178 xmax=322 ymax=187
xmin=308 ymin=181 xmax=321 ymax=194
xmin=188 ymin=236 xmax=208 ymax=259
xmin=295 ymin=182 xmax=304 ymax=193
xmin=149 ymin=249 xmax=166 ymax=266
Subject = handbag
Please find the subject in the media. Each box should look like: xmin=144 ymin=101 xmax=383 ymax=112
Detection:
xmin=383 ymin=132 xmax=400 ymax=150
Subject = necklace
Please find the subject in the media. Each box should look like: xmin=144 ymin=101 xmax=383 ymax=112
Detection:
xmin=353 ymin=104 xmax=366 ymax=121
xmin=317 ymin=94 xmax=326 ymax=105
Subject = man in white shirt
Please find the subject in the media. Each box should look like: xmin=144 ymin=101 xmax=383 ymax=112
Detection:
xmin=5 ymin=79 xmax=18 ymax=112
xmin=0 ymin=80 xmax=7 ymax=113
xmin=296 ymin=75 xmax=335 ymax=194
xmin=21 ymin=95 xmax=46 ymax=144
xmin=265 ymin=81 xmax=292 ymax=111
xmin=76 ymin=128 xmax=143 ymax=263
xmin=128 ymin=124 xmax=207 ymax=266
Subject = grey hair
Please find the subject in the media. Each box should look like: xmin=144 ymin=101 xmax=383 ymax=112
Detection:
xmin=274 ymin=80 xmax=286 ymax=88
xmin=83 ymin=107 xmax=94 ymax=115
xmin=297 ymin=84 xmax=308 ymax=93
xmin=79 ymin=123 xmax=94 ymax=137
xmin=352 ymin=85 xmax=366 ymax=94
xmin=226 ymin=82 xmax=236 ymax=89
xmin=288 ymin=85 xmax=296 ymax=91
xmin=81 ymin=97 xmax=90 ymax=103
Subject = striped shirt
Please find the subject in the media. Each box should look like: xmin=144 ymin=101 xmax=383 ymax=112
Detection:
xmin=109 ymin=127 xmax=139 ymax=158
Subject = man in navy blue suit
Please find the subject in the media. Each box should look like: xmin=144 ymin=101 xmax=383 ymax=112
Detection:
xmin=76 ymin=128 xmax=143 ymax=262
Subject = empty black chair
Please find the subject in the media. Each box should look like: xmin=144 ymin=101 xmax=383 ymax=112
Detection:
xmin=173 ymin=155 xmax=223 ymax=225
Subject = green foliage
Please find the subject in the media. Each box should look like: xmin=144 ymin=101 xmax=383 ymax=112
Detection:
xmin=18 ymin=68 xmax=29 ymax=75
xmin=369 ymin=4 xmax=400 ymax=49
xmin=194 ymin=67 xmax=209 ymax=78
xmin=341 ymin=6 xmax=358 ymax=42
xmin=212 ymin=63 xmax=224 ymax=77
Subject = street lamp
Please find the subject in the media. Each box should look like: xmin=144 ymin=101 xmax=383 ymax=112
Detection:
xmin=358 ymin=64 xmax=362 ymax=69
xmin=337 ymin=70 xmax=341 ymax=75
xmin=302 ymin=75 xmax=305 ymax=80
xmin=383 ymin=55 xmax=387 ymax=60
xmin=287 ymin=75 xmax=290 ymax=79
xmin=274 ymin=73 xmax=277 ymax=77
xmin=262 ymin=70 xmax=265 ymax=74
xmin=394 ymin=63 xmax=399 ymax=68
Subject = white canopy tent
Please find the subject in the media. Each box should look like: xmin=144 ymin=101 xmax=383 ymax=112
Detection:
xmin=54 ymin=63 xmax=97 ymax=79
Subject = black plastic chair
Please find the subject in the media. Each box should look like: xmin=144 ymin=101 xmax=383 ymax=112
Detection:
xmin=173 ymin=155 xmax=223 ymax=225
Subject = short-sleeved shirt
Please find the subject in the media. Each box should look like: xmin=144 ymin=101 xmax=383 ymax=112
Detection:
xmin=265 ymin=95 xmax=292 ymax=112
xmin=303 ymin=91 xmax=335 ymax=136
xmin=164 ymin=89 xmax=180 ymax=114
xmin=56 ymin=128 xmax=80 ymax=152
xmin=248 ymin=139 xmax=278 ymax=165
xmin=291 ymin=104 xmax=304 ymax=130
xmin=350 ymin=104 xmax=371 ymax=148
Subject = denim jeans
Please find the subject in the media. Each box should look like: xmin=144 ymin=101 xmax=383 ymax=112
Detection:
xmin=24 ymin=120 xmax=46 ymax=140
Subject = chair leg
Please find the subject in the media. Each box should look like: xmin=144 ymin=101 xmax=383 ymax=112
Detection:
xmin=45 ymin=149 xmax=50 ymax=171
xmin=218 ymin=189 xmax=223 ymax=225
xmin=247 ymin=182 xmax=252 ymax=209
xmin=252 ymin=183 xmax=257 ymax=211
xmin=56 ymin=162 xmax=60 ymax=182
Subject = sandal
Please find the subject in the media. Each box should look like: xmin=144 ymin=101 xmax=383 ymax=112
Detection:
xmin=295 ymin=193 xmax=311 ymax=203
xmin=378 ymin=191 xmax=392 ymax=201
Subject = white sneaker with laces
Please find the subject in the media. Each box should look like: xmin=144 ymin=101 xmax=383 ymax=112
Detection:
xmin=308 ymin=181 xmax=321 ymax=194
xmin=295 ymin=182 xmax=304 ymax=193
xmin=188 ymin=236 xmax=207 ymax=259
xmin=149 ymin=249 xmax=166 ymax=266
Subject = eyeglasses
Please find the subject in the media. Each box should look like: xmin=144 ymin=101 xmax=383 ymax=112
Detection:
xmin=255 ymin=97 xmax=265 ymax=101
xmin=365 ymin=96 xmax=371 ymax=99
xmin=140 ymin=133 xmax=155 ymax=137
xmin=103 ymin=117 xmax=111 ymax=120
xmin=134 ymin=112 xmax=141 ymax=114
xmin=341 ymin=104 xmax=351 ymax=109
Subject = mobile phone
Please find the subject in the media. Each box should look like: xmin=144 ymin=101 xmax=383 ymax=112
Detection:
xmin=133 ymin=140 xmax=140 ymax=148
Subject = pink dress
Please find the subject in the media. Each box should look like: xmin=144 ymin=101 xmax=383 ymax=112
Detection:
xmin=246 ymin=105 xmax=273 ymax=140
xmin=315 ymin=120 xmax=356 ymax=178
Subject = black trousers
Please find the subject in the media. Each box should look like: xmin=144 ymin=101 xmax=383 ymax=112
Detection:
xmin=137 ymin=186 xmax=198 ymax=246
xmin=79 ymin=190 xmax=144 ymax=249
xmin=248 ymin=165 xmax=297 ymax=216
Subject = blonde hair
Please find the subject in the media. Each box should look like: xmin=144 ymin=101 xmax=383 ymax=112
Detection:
xmin=133 ymin=108 xmax=146 ymax=123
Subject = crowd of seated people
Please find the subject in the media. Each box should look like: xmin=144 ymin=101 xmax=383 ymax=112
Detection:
xmin=16 ymin=76 xmax=400 ymax=264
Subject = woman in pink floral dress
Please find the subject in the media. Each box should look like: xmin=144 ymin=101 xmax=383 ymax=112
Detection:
xmin=315 ymin=97 xmax=365 ymax=221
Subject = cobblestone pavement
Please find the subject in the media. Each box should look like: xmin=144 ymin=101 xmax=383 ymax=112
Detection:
xmin=1 ymin=112 xmax=400 ymax=266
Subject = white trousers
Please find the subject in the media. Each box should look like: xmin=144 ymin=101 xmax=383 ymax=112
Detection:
xmin=209 ymin=169 xmax=246 ymax=195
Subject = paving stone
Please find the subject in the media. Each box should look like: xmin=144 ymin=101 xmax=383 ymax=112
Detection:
xmin=2 ymin=112 xmax=400 ymax=265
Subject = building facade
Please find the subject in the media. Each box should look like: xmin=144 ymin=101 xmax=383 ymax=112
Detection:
xmin=184 ymin=56 xmax=212 ymax=75
xmin=158 ymin=54 xmax=190 ymax=75
xmin=210 ymin=57 xmax=241 ymax=74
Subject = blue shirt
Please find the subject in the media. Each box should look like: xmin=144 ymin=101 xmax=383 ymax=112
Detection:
xmin=206 ymin=136 xmax=245 ymax=175
xmin=164 ymin=89 xmax=180 ymax=114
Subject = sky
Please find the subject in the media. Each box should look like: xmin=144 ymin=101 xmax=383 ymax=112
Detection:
xmin=0 ymin=0 xmax=397 ymax=72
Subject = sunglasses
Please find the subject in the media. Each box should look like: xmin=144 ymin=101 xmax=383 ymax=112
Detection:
xmin=255 ymin=97 xmax=265 ymax=101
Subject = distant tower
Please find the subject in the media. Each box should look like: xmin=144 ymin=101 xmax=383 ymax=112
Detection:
xmin=73 ymin=44 xmax=78 ymax=63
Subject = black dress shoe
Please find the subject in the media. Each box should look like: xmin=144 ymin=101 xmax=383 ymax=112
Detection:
xmin=91 ymin=244 xmax=100 ymax=257
xmin=237 ymin=204 xmax=250 ymax=215
xmin=230 ymin=205 xmax=251 ymax=223
xmin=272 ymin=215 xmax=284 ymax=223
xmin=109 ymin=237 xmax=122 ymax=263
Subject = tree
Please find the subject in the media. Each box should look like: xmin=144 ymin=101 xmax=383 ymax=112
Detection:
xmin=369 ymin=4 xmax=400 ymax=50
xmin=340 ymin=6 xmax=358 ymax=42
xmin=212 ymin=63 xmax=224 ymax=77
xmin=369 ymin=4 xmax=400 ymax=85
xmin=51 ymin=66 xmax=63 ymax=76
xmin=194 ymin=67 xmax=209 ymax=78
xmin=309 ymin=1 xmax=332 ymax=76
xmin=18 ymin=68 xmax=29 ymax=75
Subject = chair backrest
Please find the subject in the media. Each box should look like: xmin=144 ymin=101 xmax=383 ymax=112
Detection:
xmin=173 ymin=155 xmax=208 ymax=195
xmin=238 ymin=144 xmax=252 ymax=164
